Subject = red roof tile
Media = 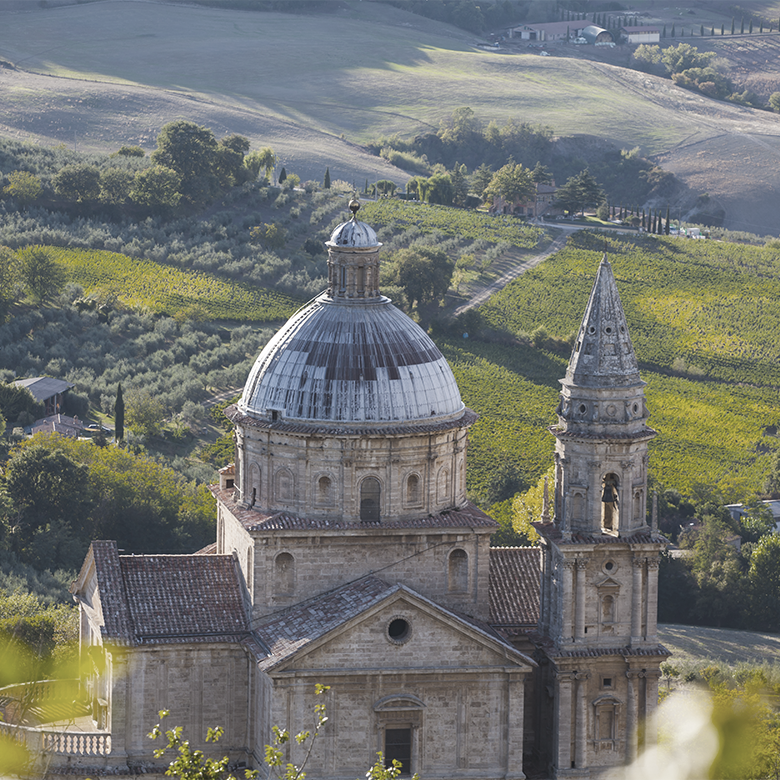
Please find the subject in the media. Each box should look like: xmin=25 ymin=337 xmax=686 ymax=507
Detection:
xmin=211 ymin=487 xmax=498 ymax=532
xmin=90 ymin=541 xmax=133 ymax=645
xmin=489 ymin=547 xmax=541 ymax=628
xmin=119 ymin=555 xmax=249 ymax=644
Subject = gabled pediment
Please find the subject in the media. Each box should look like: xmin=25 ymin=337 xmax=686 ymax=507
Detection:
xmin=256 ymin=577 xmax=535 ymax=675
xmin=594 ymin=575 xmax=621 ymax=591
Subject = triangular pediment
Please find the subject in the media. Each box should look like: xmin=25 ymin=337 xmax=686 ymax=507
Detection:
xmin=257 ymin=578 xmax=535 ymax=674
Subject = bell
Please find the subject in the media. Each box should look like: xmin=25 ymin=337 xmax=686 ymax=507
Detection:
xmin=601 ymin=485 xmax=618 ymax=503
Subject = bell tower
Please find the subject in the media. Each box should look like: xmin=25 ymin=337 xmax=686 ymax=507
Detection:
xmin=535 ymin=256 xmax=668 ymax=778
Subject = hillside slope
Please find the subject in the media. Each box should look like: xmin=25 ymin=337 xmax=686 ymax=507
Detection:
xmin=1 ymin=1 xmax=780 ymax=233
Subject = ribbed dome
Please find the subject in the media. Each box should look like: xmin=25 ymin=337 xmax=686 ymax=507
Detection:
xmin=239 ymin=294 xmax=464 ymax=425
xmin=328 ymin=216 xmax=379 ymax=248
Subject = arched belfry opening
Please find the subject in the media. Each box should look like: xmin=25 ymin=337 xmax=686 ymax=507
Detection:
xmin=360 ymin=477 xmax=381 ymax=522
xmin=601 ymin=473 xmax=619 ymax=532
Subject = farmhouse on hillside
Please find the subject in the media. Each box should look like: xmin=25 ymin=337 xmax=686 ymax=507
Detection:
xmin=489 ymin=181 xmax=558 ymax=217
xmin=12 ymin=376 xmax=73 ymax=416
xmin=19 ymin=203 xmax=668 ymax=780
xmin=509 ymin=21 xmax=588 ymax=41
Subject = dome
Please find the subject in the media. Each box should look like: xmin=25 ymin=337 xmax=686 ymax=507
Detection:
xmin=328 ymin=216 xmax=379 ymax=248
xmin=239 ymin=295 xmax=464 ymax=425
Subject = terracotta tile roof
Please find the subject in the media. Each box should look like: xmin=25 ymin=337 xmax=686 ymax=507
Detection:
xmin=489 ymin=547 xmax=541 ymax=628
xmin=77 ymin=542 xmax=251 ymax=646
xmin=119 ymin=555 xmax=249 ymax=645
xmin=533 ymin=523 xmax=667 ymax=546
xmin=255 ymin=577 xmax=397 ymax=670
xmin=89 ymin=541 xmax=133 ymax=646
xmin=210 ymin=487 xmax=498 ymax=532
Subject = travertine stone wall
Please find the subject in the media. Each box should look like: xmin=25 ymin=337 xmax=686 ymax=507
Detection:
xmin=117 ymin=645 xmax=251 ymax=765
xmin=266 ymin=598 xmax=530 ymax=780
xmin=235 ymin=424 xmax=469 ymax=522
xmin=218 ymin=504 xmax=493 ymax=621
xmin=542 ymin=543 xmax=662 ymax=651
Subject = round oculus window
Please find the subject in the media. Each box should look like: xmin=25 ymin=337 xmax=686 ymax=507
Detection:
xmin=387 ymin=617 xmax=411 ymax=644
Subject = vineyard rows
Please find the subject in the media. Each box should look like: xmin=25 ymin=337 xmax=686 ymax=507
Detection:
xmin=360 ymin=200 xmax=543 ymax=248
xmin=48 ymin=247 xmax=300 ymax=322
xmin=452 ymin=233 xmax=780 ymax=500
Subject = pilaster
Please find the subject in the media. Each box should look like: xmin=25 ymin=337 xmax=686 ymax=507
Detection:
xmin=630 ymin=556 xmax=644 ymax=645
xmin=574 ymin=672 xmax=590 ymax=770
xmin=574 ymin=558 xmax=587 ymax=642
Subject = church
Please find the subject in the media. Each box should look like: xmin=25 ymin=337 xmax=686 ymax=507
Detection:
xmin=69 ymin=203 xmax=668 ymax=780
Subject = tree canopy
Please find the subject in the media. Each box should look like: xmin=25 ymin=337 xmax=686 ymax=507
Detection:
xmin=388 ymin=247 xmax=454 ymax=310
xmin=151 ymin=121 xmax=220 ymax=205
xmin=486 ymin=160 xmax=534 ymax=204
xmin=554 ymin=169 xmax=605 ymax=214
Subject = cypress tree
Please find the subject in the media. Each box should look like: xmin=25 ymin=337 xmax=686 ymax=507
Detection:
xmin=278 ymin=166 xmax=287 ymax=184
xmin=364 ymin=178 xmax=369 ymax=194
xmin=711 ymin=27 xmax=714 ymax=35
xmin=115 ymin=383 xmax=124 ymax=443
xmin=324 ymin=167 xmax=331 ymax=189
xmin=665 ymin=206 xmax=671 ymax=234
xmin=671 ymin=24 xmax=675 ymax=37
xmin=700 ymin=25 xmax=704 ymax=36
xmin=663 ymin=24 xmax=666 ymax=37
xmin=740 ymin=17 xmax=745 ymax=34
xmin=760 ymin=22 xmax=763 ymax=33
xmin=721 ymin=24 xmax=724 ymax=35
xmin=731 ymin=18 xmax=735 ymax=34
xmin=749 ymin=19 xmax=753 ymax=33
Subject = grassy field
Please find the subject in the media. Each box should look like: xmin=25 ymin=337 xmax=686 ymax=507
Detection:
xmin=49 ymin=247 xmax=300 ymax=322
xmin=659 ymin=623 xmax=780 ymax=666
xmin=0 ymin=1 xmax=765 ymax=151
xmin=4 ymin=1 xmax=780 ymax=234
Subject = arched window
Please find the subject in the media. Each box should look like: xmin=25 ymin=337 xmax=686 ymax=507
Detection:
xmin=448 ymin=549 xmax=468 ymax=593
xmin=317 ymin=475 xmax=332 ymax=505
xmin=274 ymin=552 xmax=295 ymax=596
xmin=275 ymin=468 xmax=294 ymax=503
xmin=405 ymin=474 xmax=421 ymax=506
xmin=360 ymin=477 xmax=381 ymax=522
xmin=249 ymin=463 xmax=261 ymax=507
xmin=601 ymin=473 xmax=620 ymax=531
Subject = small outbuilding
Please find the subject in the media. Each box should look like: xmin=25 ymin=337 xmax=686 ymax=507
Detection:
xmin=621 ymin=25 xmax=660 ymax=44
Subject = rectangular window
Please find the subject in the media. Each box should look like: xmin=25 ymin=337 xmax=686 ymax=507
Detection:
xmin=385 ymin=728 xmax=412 ymax=776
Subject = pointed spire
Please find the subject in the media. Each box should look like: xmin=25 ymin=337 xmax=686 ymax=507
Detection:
xmin=565 ymin=254 xmax=641 ymax=388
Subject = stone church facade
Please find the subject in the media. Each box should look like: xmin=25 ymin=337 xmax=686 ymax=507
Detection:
xmin=69 ymin=204 xmax=667 ymax=780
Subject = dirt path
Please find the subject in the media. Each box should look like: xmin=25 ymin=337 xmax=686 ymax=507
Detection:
xmin=450 ymin=228 xmax=575 ymax=318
